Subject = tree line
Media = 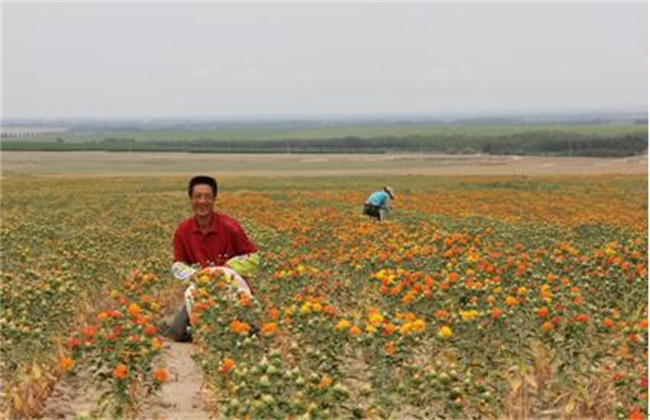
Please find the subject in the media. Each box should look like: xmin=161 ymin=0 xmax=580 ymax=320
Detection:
xmin=2 ymin=131 xmax=647 ymax=157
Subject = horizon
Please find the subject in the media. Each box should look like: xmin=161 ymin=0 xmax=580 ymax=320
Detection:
xmin=2 ymin=108 xmax=648 ymax=125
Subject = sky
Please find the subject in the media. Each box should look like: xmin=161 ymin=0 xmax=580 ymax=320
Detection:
xmin=2 ymin=1 xmax=648 ymax=119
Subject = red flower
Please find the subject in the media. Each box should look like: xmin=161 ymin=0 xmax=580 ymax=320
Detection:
xmin=574 ymin=314 xmax=589 ymax=323
xmin=81 ymin=325 xmax=97 ymax=338
xmin=67 ymin=337 xmax=81 ymax=349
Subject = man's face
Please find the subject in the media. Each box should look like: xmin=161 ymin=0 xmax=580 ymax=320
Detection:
xmin=191 ymin=184 xmax=215 ymax=217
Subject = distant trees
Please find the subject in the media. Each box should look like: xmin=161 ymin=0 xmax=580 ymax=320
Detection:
xmin=2 ymin=130 xmax=647 ymax=157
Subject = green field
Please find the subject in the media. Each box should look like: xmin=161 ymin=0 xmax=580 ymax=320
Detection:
xmin=3 ymin=123 xmax=647 ymax=157
xmin=8 ymin=123 xmax=647 ymax=143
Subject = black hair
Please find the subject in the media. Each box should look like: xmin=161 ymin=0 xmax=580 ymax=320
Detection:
xmin=188 ymin=175 xmax=218 ymax=197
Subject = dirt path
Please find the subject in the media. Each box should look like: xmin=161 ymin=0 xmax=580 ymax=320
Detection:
xmin=141 ymin=341 xmax=211 ymax=420
xmin=40 ymin=340 xmax=212 ymax=419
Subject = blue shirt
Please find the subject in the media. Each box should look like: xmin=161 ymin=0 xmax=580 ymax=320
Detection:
xmin=366 ymin=191 xmax=391 ymax=208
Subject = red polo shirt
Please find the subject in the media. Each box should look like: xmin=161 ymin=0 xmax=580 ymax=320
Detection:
xmin=173 ymin=212 xmax=257 ymax=268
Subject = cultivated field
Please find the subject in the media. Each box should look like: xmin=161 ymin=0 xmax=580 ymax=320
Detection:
xmin=1 ymin=152 xmax=647 ymax=419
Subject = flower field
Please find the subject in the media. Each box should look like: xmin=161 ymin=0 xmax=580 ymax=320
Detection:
xmin=1 ymin=174 xmax=647 ymax=419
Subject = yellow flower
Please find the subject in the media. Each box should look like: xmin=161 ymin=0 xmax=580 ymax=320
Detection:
xmin=152 ymin=337 xmax=164 ymax=350
xmin=300 ymin=302 xmax=312 ymax=313
xmin=368 ymin=312 xmax=384 ymax=326
xmin=335 ymin=319 xmax=351 ymax=331
xmin=438 ymin=326 xmax=453 ymax=338
xmin=460 ymin=310 xmax=479 ymax=321
xmin=412 ymin=319 xmax=426 ymax=332
xmin=399 ymin=323 xmax=412 ymax=335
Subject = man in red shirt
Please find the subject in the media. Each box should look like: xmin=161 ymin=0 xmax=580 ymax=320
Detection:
xmin=166 ymin=175 xmax=258 ymax=342
xmin=174 ymin=175 xmax=257 ymax=267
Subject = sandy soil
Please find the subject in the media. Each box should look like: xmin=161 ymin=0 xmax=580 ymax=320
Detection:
xmin=1 ymin=152 xmax=647 ymax=177
xmin=40 ymin=341 xmax=212 ymax=420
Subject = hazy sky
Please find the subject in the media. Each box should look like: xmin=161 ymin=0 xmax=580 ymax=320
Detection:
xmin=2 ymin=2 xmax=647 ymax=119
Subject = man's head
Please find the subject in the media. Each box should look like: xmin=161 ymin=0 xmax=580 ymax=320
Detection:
xmin=188 ymin=176 xmax=218 ymax=217
xmin=383 ymin=186 xmax=395 ymax=200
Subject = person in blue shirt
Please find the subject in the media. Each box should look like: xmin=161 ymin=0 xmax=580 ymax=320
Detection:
xmin=363 ymin=186 xmax=395 ymax=221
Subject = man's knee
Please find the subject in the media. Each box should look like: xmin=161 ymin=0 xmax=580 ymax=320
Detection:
xmin=166 ymin=305 xmax=192 ymax=342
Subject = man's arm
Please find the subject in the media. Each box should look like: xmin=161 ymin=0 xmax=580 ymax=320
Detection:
xmin=226 ymin=219 xmax=259 ymax=277
xmin=231 ymin=219 xmax=258 ymax=256
xmin=225 ymin=253 xmax=259 ymax=278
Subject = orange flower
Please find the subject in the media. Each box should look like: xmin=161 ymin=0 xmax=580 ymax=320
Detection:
xmin=59 ymin=357 xmax=74 ymax=372
xmin=230 ymin=320 xmax=251 ymax=335
xmin=113 ymin=363 xmax=128 ymax=380
xmin=629 ymin=406 xmax=644 ymax=420
xmin=537 ymin=307 xmax=549 ymax=317
xmin=238 ymin=293 xmax=252 ymax=307
xmin=97 ymin=311 xmax=109 ymax=322
xmin=349 ymin=325 xmax=362 ymax=335
xmin=505 ymin=296 xmax=518 ymax=306
xmin=267 ymin=308 xmax=280 ymax=320
xmin=219 ymin=358 xmax=235 ymax=375
xmin=602 ymin=318 xmax=615 ymax=328
xmin=261 ymin=322 xmax=278 ymax=336
xmin=153 ymin=368 xmax=168 ymax=383
xmin=318 ymin=374 xmax=333 ymax=389
xmin=384 ymin=341 xmax=396 ymax=355
xmin=434 ymin=310 xmax=448 ymax=319
xmin=322 ymin=305 xmax=337 ymax=316
xmin=541 ymin=322 xmax=553 ymax=332
xmin=127 ymin=303 xmax=142 ymax=317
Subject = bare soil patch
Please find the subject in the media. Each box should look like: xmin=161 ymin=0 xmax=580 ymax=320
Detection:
xmin=1 ymin=152 xmax=647 ymax=178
